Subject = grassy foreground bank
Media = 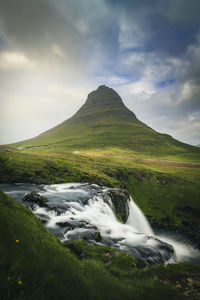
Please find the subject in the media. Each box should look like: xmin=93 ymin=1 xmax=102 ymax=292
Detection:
xmin=1 ymin=190 xmax=200 ymax=300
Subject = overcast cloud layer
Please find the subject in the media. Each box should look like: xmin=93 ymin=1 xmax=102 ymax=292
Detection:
xmin=0 ymin=0 xmax=200 ymax=145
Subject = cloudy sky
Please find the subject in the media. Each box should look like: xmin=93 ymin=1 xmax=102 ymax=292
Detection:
xmin=0 ymin=0 xmax=200 ymax=145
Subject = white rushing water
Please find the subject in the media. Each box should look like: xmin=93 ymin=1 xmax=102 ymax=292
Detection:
xmin=156 ymin=234 xmax=200 ymax=263
xmin=1 ymin=182 xmax=200 ymax=265
xmin=127 ymin=199 xmax=154 ymax=236
xmin=35 ymin=194 xmax=152 ymax=247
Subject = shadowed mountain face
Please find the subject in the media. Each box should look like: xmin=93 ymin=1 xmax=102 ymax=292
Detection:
xmin=74 ymin=85 xmax=136 ymax=122
xmin=12 ymin=85 xmax=199 ymax=157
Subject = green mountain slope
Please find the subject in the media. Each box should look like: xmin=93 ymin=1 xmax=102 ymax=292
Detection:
xmin=11 ymin=85 xmax=200 ymax=160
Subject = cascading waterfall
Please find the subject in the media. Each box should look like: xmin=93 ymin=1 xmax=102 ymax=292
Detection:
xmin=127 ymin=198 xmax=154 ymax=236
xmin=1 ymin=182 xmax=200 ymax=266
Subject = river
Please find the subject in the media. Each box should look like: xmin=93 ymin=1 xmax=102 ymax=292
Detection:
xmin=1 ymin=182 xmax=200 ymax=267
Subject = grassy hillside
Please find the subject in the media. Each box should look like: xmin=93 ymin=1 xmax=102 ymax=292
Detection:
xmin=9 ymin=85 xmax=200 ymax=161
xmin=0 ymin=146 xmax=200 ymax=246
xmin=1 ymin=190 xmax=200 ymax=300
xmin=0 ymin=85 xmax=199 ymax=246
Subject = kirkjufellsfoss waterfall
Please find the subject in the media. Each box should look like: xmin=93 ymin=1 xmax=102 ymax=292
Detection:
xmin=127 ymin=200 xmax=153 ymax=236
xmin=1 ymin=182 xmax=200 ymax=266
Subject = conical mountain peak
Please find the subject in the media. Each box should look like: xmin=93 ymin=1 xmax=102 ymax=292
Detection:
xmin=14 ymin=85 xmax=199 ymax=160
xmin=74 ymin=85 xmax=136 ymax=121
xmin=86 ymin=85 xmax=124 ymax=107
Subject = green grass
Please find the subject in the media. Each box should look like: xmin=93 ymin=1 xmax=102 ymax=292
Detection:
xmin=8 ymin=86 xmax=200 ymax=162
xmin=0 ymin=146 xmax=200 ymax=241
xmin=1 ymin=190 xmax=200 ymax=300
xmin=0 ymin=190 xmax=132 ymax=300
xmin=127 ymin=174 xmax=200 ymax=226
xmin=1 ymin=86 xmax=200 ymax=299
xmin=0 ymin=85 xmax=200 ymax=250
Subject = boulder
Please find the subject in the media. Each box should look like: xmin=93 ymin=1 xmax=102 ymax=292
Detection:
xmin=56 ymin=221 xmax=73 ymax=228
xmin=106 ymin=189 xmax=130 ymax=223
xmin=23 ymin=191 xmax=48 ymax=207
xmin=65 ymin=228 xmax=102 ymax=243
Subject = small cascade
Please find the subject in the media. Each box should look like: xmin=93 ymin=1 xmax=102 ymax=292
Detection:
xmin=1 ymin=182 xmax=200 ymax=266
xmin=126 ymin=197 xmax=154 ymax=236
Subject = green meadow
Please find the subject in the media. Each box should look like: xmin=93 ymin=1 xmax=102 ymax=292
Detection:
xmin=1 ymin=144 xmax=200 ymax=246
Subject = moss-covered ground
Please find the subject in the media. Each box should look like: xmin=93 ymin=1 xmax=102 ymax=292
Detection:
xmin=1 ymin=190 xmax=200 ymax=300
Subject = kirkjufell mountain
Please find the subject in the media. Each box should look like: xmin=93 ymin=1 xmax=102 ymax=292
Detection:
xmin=12 ymin=85 xmax=199 ymax=157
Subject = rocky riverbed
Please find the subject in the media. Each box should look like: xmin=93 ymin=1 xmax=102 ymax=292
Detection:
xmin=1 ymin=182 xmax=200 ymax=267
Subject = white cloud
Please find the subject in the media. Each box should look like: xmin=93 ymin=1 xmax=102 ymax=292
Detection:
xmin=125 ymin=81 xmax=156 ymax=96
xmin=179 ymin=81 xmax=200 ymax=103
xmin=168 ymin=117 xmax=200 ymax=146
xmin=47 ymin=84 xmax=86 ymax=103
xmin=119 ymin=15 xmax=147 ymax=49
xmin=0 ymin=0 xmax=199 ymax=146
xmin=0 ymin=52 xmax=36 ymax=70
xmin=51 ymin=44 xmax=65 ymax=58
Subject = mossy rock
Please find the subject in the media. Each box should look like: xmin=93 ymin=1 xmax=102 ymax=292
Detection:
xmin=106 ymin=189 xmax=130 ymax=223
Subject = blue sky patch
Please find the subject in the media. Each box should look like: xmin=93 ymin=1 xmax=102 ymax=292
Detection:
xmin=156 ymin=79 xmax=175 ymax=88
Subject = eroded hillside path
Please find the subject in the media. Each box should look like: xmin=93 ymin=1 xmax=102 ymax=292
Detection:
xmin=74 ymin=151 xmax=200 ymax=168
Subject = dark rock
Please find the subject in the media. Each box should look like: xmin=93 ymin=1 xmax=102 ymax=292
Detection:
xmin=35 ymin=213 xmax=50 ymax=223
xmin=94 ymin=232 xmax=102 ymax=242
xmin=56 ymin=220 xmax=98 ymax=232
xmin=148 ymin=214 xmax=200 ymax=250
xmin=66 ymin=228 xmax=102 ymax=243
xmin=106 ymin=189 xmax=130 ymax=223
xmin=120 ymin=183 xmax=127 ymax=189
xmin=56 ymin=221 xmax=73 ymax=227
xmin=23 ymin=191 xmax=48 ymax=207
xmin=104 ymin=169 xmax=122 ymax=180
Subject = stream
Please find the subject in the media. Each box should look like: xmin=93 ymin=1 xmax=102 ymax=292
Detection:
xmin=1 ymin=182 xmax=200 ymax=267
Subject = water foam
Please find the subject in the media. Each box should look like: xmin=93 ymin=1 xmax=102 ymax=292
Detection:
xmin=127 ymin=198 xmax=154 ymax=236
xmin=1 ymin=182 xmax=200 ymax=265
